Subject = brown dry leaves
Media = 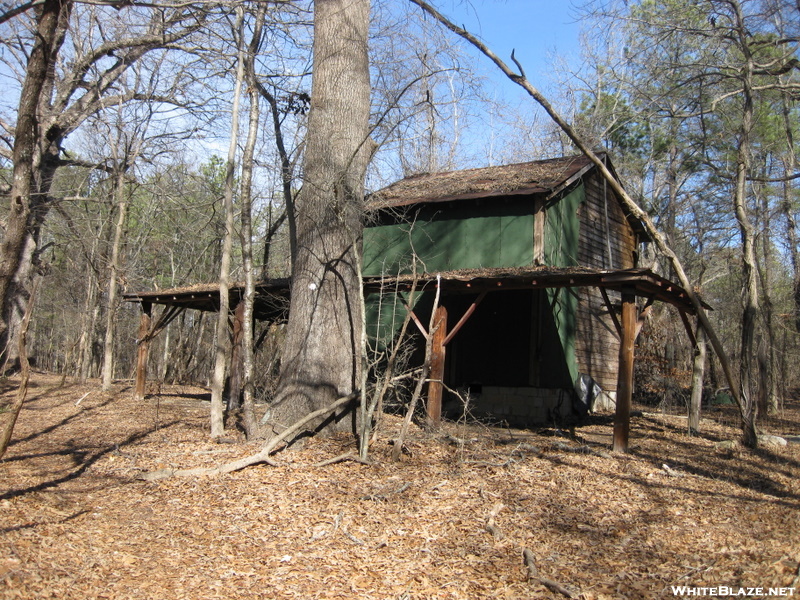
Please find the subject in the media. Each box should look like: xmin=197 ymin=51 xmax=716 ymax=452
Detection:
xmin=1 ymin=374 xmax=799 ymax=599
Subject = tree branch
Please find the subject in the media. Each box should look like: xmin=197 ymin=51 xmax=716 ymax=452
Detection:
xmin=0 ymin=0 xmax=45 ymax=27
xmin=748 ymin=171 xmax=800 ymax=183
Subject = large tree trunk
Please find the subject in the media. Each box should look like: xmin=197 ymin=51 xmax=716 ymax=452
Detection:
xmin=264 ymin=0 xmax=371 ymax=436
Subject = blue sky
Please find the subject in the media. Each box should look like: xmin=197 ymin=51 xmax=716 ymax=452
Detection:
xmin=441 ymin=0 xmax=583 ymax=99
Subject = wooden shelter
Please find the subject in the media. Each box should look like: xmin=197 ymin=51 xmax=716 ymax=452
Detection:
xmin=125 ymin=153 xmax=704 ymax=452
xmin=361 ymin=153 xmax=703 ymax=449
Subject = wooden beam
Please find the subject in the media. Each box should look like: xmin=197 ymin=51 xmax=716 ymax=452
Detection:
xmin=613 ymin=288 xmax=636 ymax=453
xmin=443 ymin=291 xmax=486 ymax=346
xmin=400 ymin=297 xmax=429 ymax=339
xmin=134 ymin=302 xmax=152 ymax=401
xmin=427 ymin=304 xmax=448 ymax=424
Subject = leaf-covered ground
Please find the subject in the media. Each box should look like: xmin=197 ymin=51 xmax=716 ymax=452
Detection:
xmin=1 ymin=374 xmax=799 ymax=599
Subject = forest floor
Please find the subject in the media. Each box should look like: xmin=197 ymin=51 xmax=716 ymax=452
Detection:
xmin=1 ymin=373 xmax=799 ymax=600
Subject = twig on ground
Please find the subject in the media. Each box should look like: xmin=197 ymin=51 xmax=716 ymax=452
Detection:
xmin=342 ymin=530 xmax=365 ymax=545
xmin=313 ymin=452 xmax=371 ymax=468
xmin=522 ymin=548 xmax=579 ymax=599
xmin=464 ymin=458 xmax=516 ymax=468
xmin=552 ymin=441 xmax=612 ymax=459
xmin=790 ymin=562 xmax=800 ymax=590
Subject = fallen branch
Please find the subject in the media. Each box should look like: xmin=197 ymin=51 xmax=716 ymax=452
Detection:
xmin=139 ymin=393 xmax=358 ymax=481
xmin=313 ymin=452 xmax=372 ymax=468
xmin=463 ymin=458 xmax=517 ymax=468
xmin=522 ymin=548 xmax=579 ymax=599
xmin=484 ymin=502 xmax=504 ymax=540
xmin=442 ymin=433 xmax=478 ymax=446
xmin=662 ymin=463 xmax=684 ymax=478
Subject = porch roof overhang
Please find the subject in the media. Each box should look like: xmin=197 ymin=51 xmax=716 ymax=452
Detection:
xmin=364 ymin=266 xmax=709 ymax=314
xmin=123 ymin=266 xmax=707 ymax=317
xmin=123 ymin=278 xmax=291 ymax=321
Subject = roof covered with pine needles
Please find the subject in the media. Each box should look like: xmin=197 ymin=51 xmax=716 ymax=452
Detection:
xmin=367 ymin=154 xmax=598 ymax=209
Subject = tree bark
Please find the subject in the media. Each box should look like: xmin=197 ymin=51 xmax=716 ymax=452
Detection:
xmin=779 ymin=95 xmax=800 ymax=332
xmin=265 ymin=0 xmax=372 ymax=437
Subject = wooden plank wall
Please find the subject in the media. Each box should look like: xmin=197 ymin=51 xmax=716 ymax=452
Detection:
xmin=575 ymin=173 xmax=637 ymax=392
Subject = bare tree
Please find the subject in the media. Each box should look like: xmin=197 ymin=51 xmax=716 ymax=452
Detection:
xmin=239 ymin=3 xmax=267 ymax=439
xmin=210 ymin=5 xmax=246 ymax=439
xmin=100 ymin=103 xmax=152 ymax=391
xmin=0 ymin=0 xmax=70 ymax=367
xmin=0 ymin=1 xmax=209 ymax=366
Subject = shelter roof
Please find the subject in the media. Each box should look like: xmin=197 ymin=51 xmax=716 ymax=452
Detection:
xmin=367 ymin=154 xmax=600 ymax=209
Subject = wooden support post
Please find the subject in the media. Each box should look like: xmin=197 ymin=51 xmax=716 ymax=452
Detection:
xmin=613 ymin=288 xmax=636 ymax=453
xmin=227 ymin=300 xmax=246 ymax=411
xmin=134 ymin=302 xmax=152 ymax=401
xmin=427 ymin=304 xmax=448 ymax=423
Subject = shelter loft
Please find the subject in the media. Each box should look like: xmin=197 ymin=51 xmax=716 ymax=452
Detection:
xmin=125 ymin=153 xmax=704 ymax=452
